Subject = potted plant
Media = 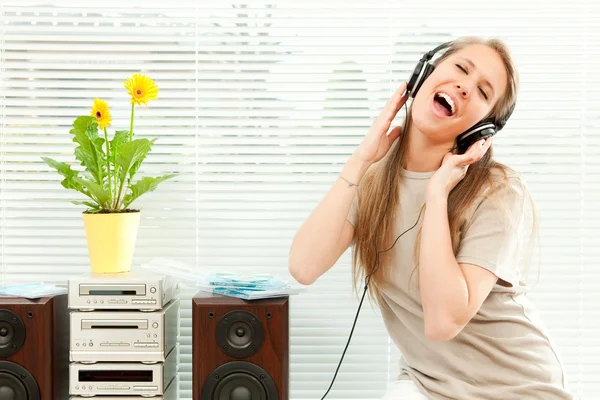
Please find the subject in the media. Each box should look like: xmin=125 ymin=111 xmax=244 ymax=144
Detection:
xmin=42 ymin=73 xmax=176 ymax=274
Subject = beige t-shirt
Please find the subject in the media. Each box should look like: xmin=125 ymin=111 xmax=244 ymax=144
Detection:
xmin=347 ymin=168 xmax=572 ymax=400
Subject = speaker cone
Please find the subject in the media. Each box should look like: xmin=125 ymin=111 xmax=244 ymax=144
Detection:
xmin=0 ymin=361 xmax=40 ymax=400
xmin=0 ymin=310 xmax=25 ymax=357
xmin=202 ymin=361 xmax=277 ymax=400
xmin=216 ymin=311 xmax=264 ymax=358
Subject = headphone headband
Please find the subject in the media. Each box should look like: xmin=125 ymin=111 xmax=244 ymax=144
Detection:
xmin=424 ymin=42 xmax=452 ymax=61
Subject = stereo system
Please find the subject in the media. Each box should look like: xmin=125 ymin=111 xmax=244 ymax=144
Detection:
xmin=0 ymin=294 xmax=69 ymax=400
xmin=68 ymin=272 xmax=179 ymax=311
xmin=68 ymin=271 xmax=180 ymax=398
xmin=193 ymin=292 xmax=289 ymax=400
xmin=0 ymin=273 xmax=291 ymax=400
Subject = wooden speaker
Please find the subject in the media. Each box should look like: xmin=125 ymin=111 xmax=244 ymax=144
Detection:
xmin=193 ymin=292 xmax=289 ymax=400
xmin=0 ymin=294 xmax=69 ymax=400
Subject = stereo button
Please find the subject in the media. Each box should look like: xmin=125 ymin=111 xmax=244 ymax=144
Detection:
xmin=132 ymin=299 xmax=150 ymax=304
xmin=99 ymin=385 xmax=130 ymax=390
xmin=134 ymin=386 xmax=158 ymax=391
xmin=134 ymin=342 xmax=159 ymax=347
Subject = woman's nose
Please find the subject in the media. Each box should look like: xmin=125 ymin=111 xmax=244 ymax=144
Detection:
xmin=456 ymin=84 xmax=469 ymax=97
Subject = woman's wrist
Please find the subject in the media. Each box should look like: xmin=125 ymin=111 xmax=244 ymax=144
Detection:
xmin=425 ymin=184 xmax=449 ymax=204
xmin=341 ymin=154 xmax=372 ymax=186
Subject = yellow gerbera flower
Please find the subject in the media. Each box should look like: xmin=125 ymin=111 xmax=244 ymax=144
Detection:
xmin=91 ymin=98 xmax=112 ymax=129
xmin=123 ymin=73 xmax=159 ymax=106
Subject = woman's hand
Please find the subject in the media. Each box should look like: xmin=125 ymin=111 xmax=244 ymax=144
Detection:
xmin=426 ymin=137 xmax=494 ymax=200
xmin=353 ymin=82 xmax=409 ymax=166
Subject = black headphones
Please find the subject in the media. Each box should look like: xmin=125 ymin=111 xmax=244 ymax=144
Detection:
xmin=406 ymin=41 xmax=515 ymax=154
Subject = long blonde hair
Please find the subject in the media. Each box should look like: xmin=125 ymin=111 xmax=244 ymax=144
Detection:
xmin=351 ymin=37 xmax=538 ymax=307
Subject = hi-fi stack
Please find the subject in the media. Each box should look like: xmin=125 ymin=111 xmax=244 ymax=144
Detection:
xmin=67 ymin=271 xmax=180 ymax=400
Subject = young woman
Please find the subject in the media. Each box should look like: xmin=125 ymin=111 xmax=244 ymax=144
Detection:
xmin=289 ymin=37 xmax=573 ymax=399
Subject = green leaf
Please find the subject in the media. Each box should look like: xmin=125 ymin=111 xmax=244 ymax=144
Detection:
xmin=41 ymin=156 xmax=82 ymax=191
xmin=129 ymin=138 xmax=157 ymax=184
xmin=122 ymin=174 xmax=176 ymax=209
xmin=115 ymin=138 xmax=154 ymax=184
xmin=73 ymin=176 xmax=110 ymax=207
xmin=71 ymin=116 xmax=97 ymax=138
xmin=109 ymin=130 xmax=130 ymax=163
xmin=72 ymin=200 xmax=101 ymax=210
xmin=42 ymin=156 xmax=104 ymax=207
xmin=69 ymin=116 xmax=106 ymax=185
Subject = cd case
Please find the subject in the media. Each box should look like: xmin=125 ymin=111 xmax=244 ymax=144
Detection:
xmin=141 ymin=258 xmax=306 ymax=300
xmin=0 ymin=282 xmax=68 ymax=299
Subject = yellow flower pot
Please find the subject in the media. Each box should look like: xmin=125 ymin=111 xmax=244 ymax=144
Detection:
xmin=82 ymin=211 xmax=141 ymax=274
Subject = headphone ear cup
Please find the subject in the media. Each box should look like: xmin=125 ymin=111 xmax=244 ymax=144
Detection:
xmin=408 ymin=62 xmax=434 ymax=98
xmin=495 ymin=102 xmax=515 ymax=131
xmin=456 ymin=121 xmax=497 ymax=154
xmin=407 ymin=59 xmax=425 ymax=96
xmin=412 ymin=63 xmax=434 ymax=98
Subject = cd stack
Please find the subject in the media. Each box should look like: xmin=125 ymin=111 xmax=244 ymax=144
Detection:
xmin=67 ymin=271 xmax=180 ymax=400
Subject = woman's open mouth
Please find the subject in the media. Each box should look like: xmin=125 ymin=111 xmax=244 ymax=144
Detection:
xmin=431 ymin=91 xmax=456 ymax=118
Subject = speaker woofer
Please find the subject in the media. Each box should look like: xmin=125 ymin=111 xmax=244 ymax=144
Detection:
xmin=0 ymin=361 xmax=40 ymax=400
xmin=0 ymin=310 xmax=25 ymax=357
xmin=216 ymin=311 xmax=264 ymax=358
xmin=202 ymin=361 xmax=278 ymax=400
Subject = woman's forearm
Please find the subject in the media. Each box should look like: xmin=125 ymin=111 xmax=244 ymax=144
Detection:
xmin=419 ymin=193 xmax=470 ymax=341
xmin=288 ymin=154 xmax=370 ymax=285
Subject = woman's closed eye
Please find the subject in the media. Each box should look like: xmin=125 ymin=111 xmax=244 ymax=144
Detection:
xmin=455 ymin=64 xmax=489 ymax=101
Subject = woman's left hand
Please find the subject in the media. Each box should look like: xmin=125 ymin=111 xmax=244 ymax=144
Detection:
xmin=426 ymin=137 xmax=493 ymax=200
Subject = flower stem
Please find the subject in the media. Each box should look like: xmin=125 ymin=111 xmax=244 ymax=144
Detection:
xmin=104 ymin=127 xmax=113 ymax=210
xmin=129 ymin=102 xmax=135 ymax=142
xmin=113 ymin=167 xmax=119 ymax=209
xmin=115 ymin=176 xmax=126 ymax=211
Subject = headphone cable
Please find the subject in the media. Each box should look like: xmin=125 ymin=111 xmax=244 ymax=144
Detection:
xmin=321 ymin=102 xmax=425 ymax=399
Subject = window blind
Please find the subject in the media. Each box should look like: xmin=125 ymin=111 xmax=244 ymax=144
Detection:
xmin=0 ymin=1 xmax=598 ymax=399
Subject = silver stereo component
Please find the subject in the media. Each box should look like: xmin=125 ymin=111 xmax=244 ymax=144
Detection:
xmin=68 ymin=271 xmax=178 ymax=311
xmin=70 ymin=299 xmax=179 ymax=362
xmin=70 ymin=376 xmax=179 ymax=400
xmin=69 ymin=345 xmax=178 ymax=396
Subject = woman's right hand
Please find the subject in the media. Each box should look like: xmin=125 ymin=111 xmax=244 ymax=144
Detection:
xmin=353 ymin=82 xmax=409 ymax=165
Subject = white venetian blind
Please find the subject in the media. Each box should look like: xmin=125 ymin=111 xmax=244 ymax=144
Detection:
xmin=0 ymin=1 xmax=598 ymax=399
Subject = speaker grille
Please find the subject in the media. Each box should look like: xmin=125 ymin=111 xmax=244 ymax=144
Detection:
xmin=0 ymin=310 xmax=26 ymax=358
xmin=0 ymin=361 xmax=40 ymax=400
xmin=216 ymin=310 xmax=264 ymax=358
xmin=202 ymin=361 xmax=278 ymax=400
